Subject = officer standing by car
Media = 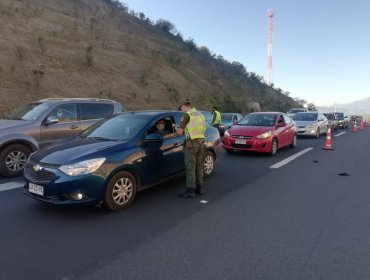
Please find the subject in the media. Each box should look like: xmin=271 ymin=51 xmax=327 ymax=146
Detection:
xmin=212 ymin=106 xmax=222 ymax=132
xmin=175 ymin=99 xmax=206 ymax=198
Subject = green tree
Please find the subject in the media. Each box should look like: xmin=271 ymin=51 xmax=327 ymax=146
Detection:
xmin=138 ymin=12 xmax=146 ymax=21
xmin=293 ymin=97 xmax=307 ymax=107
xmin=198 ymin=46 xmax=211 ymax=56
xmin=105 ymin=0 xmax=128 ymax=12
xmin=185 ymin=38 xmax=197 ymax=51
xmin=230 ymin=61 xmax=247 ymax=76
xmin=156 ymin=19 xmax=176 ymax=34
xmin=307 ymin=103 xmax=317 ymax=111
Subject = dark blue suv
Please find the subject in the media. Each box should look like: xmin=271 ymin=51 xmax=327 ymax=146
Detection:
xmin=24 ymin=111 xmax=222 ymax=211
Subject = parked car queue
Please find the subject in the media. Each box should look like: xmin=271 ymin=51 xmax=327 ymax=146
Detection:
xmin=221 ymin=111 xmax=350 ymax=155
xmin=0 ymin=99 xmax=346 ymax=211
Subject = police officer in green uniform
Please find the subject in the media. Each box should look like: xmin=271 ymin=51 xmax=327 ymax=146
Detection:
xmin=212 ymin=106 xmax=222 ymax=132
xmin=175 ymin=99 xmax=206 ymax=198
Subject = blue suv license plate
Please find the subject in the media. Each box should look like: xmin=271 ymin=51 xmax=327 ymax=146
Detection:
xmin=29 ymin=183 xmax=44 ymax=196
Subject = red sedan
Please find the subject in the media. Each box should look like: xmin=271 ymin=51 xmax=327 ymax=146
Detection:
xmin=222 ymin=112 xmax=297 ymax=156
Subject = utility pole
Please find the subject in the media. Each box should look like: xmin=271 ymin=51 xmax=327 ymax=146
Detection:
xmin=267 ymin=9 xmax=273 ymax=86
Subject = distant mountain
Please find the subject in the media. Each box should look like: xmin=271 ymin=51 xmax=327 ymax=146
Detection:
xmin=318 ymin=97 xmax=370 ymax=115
xmin=316 ymin=105 xmax=350 ymax=114
xmin=339 ymin=97 xmax=370 ymax=114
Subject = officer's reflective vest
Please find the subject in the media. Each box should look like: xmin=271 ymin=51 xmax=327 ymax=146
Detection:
xmin=185 ymin=108 xmax=206 ymax=140
xmin=213 ymin=110 xmax=221 ymax=125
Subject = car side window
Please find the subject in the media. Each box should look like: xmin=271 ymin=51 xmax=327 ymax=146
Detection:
xmin=283 ymin=114 xmax=292 ymax=124
xmin=80 ymin=103 xmax=114 ymax=120
xmin=147 ymin=116 xmax=177 ymax=139
xmin=48 ymin=104 xmax=77 ymax=123
xmin=277 ymin=115 xmax=285 ymax=124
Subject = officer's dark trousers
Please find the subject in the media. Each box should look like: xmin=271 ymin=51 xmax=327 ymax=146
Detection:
xmin=213 ymin=124 xmax=220 ymax=132
xmin=184 ymin=139 xmax=204 ymax=190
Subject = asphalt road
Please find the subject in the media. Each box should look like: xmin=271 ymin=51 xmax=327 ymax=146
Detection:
xmin=1 ymin=126 xmax=369 ymax=280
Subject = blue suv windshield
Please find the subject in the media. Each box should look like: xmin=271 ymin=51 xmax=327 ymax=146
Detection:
xmin=81 ymin=114 xmax=150 ymax=141
xmin=221 ymin=114 xmax=233 ymax=121
xmin=200 ymin=111 xmax=212 ymax=124
xmin=7 ymin=103 xmax=51 ymax=121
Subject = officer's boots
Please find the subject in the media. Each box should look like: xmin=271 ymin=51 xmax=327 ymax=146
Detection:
xmin=195 ymin=185 xmax=205 ymax=196
xmin=178 ymin=188 xmax=196 ymax=198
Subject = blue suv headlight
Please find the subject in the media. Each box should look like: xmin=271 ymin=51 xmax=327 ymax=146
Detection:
xmin=59 ymin=158 xmax=106 ymax=176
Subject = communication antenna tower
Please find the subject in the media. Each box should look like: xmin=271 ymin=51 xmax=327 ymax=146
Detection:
xmin=267 ymin=9 xmax=273 ymax=86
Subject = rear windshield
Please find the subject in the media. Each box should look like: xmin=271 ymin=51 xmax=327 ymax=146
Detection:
xmin=292 ymin=113 xmax=318 ymax=122
xmin=335 ymin=113 xmax=344 ymax=119
xmin=324 ymin=114 xmax=334 ymax=120
xmin=238 ymin=114 xmax=276 ymax=127
xmin=289 ymin=109 xmax=305 ymax=114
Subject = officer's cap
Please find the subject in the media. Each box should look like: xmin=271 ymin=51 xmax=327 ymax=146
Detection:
xmin=179 ymin=99 xmax=192 ymax=109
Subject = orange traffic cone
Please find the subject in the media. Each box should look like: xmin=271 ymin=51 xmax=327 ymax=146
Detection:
xmin=322 ymin=126 xmax=334 ymax=150
xmin=352 ymin=120 xmax=358 ymax=133
xmin=360 ymin=120 xmax=364 ymax=131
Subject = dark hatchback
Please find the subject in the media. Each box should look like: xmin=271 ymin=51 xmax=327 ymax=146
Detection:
xmin=24 ymin=111 xmax=222 ymax=211
xmin=333 ymin=112 xmax=349 ymax=129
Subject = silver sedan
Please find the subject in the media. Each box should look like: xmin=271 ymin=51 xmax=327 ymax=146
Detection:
xmin=293 ymin=112 xmax=328 ymax=138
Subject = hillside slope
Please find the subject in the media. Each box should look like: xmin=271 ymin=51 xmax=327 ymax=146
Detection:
xmin=0 ymin=0 xmax=300 ymax=115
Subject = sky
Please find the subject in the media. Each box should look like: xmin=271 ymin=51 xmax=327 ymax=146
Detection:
xmin=123 ymin=0 xmax=370 ymax=107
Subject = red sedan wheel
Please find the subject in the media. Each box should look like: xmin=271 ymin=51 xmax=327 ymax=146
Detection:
xmin=270 ymin=139 xmax=278 ymax=156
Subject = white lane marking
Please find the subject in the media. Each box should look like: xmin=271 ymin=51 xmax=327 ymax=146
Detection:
xmin=334 ymin=132 xmax=346 ymax=137
xmin=200 ymin=200 xmax=208 ymax=204
xmin=270 ymin=148 xmax=314 ymax=169
xmin=0 ymin=182 xmax=24 ymax=192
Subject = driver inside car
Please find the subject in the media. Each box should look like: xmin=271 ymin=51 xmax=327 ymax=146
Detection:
xmin=154 ymin=119 xmax=170 ymax=137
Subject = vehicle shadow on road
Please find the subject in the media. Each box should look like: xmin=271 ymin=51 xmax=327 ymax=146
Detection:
xmin=24 ymin=176 xmax=189 ymax=219
xmin=225 ymin=151 xmax=271 ymax=158
xmin=224 ymin=145 xmax=295 ymax=158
